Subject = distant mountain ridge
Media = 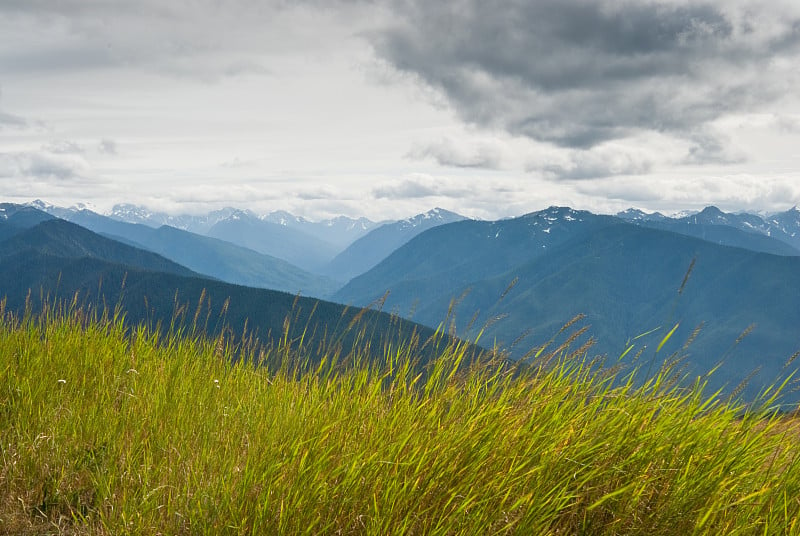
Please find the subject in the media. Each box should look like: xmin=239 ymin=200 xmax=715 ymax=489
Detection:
xmin=322 ymin=208 xmax=467 ymax=283
xmin=28 ymin=200 xmax=469 ymax=278
xmin=106 ymin=203 xmax=379 ymax=250
xmin=31 ymin=200 xmax=386 ymax=273
xmin=261 ymin=210 xmax=379 ymax=249
xmin=618 ymin=205 xmax=800 ymax=254
xmin=108 ymin=203 xmax=242 ymax=235
xmin=23 ymin=203 xmax=338 ymax=297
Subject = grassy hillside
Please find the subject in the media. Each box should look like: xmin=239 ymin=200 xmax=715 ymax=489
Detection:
xmin=2 ymin=307 xmax=800 ymax=534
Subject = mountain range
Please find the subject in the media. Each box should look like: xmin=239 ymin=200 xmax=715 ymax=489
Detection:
xmin=619 ymin=206 xmax=800 ymax=255
xmin=30 ymin=201 xmax=467 ymax=285
xmin=336 ymin=206 xmax=800 ymax=402
xmin=6 ymin=199 xmax=800 ymax=402
xmin=105 ymin=203 xmax=379 ymax=251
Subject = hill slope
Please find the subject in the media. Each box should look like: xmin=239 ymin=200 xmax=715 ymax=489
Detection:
xmin=0 ymin=221 xmax=466 ymax=363
xmin=0 ymin=204 xmax=54 ymax=241
xmin=0 ymin=219 xmax=196 ymax=278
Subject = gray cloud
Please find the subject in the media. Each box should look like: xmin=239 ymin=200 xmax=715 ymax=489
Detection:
xmin=43 ymin=140 xmax=84 ymax=155
xmin=683 ymin=130 xmax=747 ymax=165
xmin=372 ymin=0 xmax=800 ymax=149
xmin=531 ymin=146 xmax=654 ymax=181
xmin=406 ymin=138 xmax=503 ymax=169
xmin=0 ymin=148 xmax=93 ymax=182
xmin=0 ymin=1 xmax=364 ymax=80
xmin=373 ymin=178 xmax=439 ymax=199
xmin=775 ymin=115 xmax=800 ymax=133
xmin=26 ymin=153 xmax=79 ymax=179
xmin=297 ymin=186 xmax=341 ymax=201
xmin=575 ymin=174 xmax=800 ymax=213
xmin=372 ymin=175 xmax=472 ymax=200
xmin=98 ymin=139 xmax=117 ymax=155
xmin=0 ymin=111 xmax=27 ymax=129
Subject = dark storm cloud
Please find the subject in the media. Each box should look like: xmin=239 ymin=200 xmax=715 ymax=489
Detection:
xmin=372 ymin=0 xmax=800 ymax=148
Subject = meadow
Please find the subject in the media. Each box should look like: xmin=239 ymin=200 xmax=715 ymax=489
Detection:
xmin=2 ymin=302 xmax=800 ymax=535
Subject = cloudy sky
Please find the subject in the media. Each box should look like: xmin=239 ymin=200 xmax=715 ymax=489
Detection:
xmin=2 ymin=0 xmax=800 ymax=220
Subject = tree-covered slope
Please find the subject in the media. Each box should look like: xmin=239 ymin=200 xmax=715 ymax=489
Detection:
xmin=0 ymin=219 xmax=195 ymax=278
xmin=0 ymin=253 xmax=466 ymax=365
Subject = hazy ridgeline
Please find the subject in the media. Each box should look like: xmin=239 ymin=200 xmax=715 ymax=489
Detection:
xmin=2 ymin=301 xmax=800 ymax=534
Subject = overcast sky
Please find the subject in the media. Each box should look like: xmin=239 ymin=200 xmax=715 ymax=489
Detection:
xmin=2 ymin=0 xmax=800 ymax=220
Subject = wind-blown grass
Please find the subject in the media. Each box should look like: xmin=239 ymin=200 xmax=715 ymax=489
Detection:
xmin=1 ymin=303 xmax=800 ymax=535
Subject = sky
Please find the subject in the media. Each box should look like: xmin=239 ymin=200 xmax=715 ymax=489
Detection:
xmin=2 ymin=0 xmax=800 ymax=221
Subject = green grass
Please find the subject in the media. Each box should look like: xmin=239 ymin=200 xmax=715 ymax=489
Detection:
xmin=2 ymin=303 xmax=800 ymax=535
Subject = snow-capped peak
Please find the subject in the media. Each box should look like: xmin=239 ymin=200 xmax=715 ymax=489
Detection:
xmin=670 ymin=209 xmax=699 ymax=219
xmin=616 ymin=208 xmax=666 ymax=222
xmin=262 ymin=210 xmax=310 ymax=226
xmin=400 ymin=208 xmax=464 ymax=228
xmin=27 ymin=199 xmax=55 ymax=211
xmin=70 ymin=202 xmax=97 ymax=212
xmin=109 ymin=203 xmax=153 ymax=220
